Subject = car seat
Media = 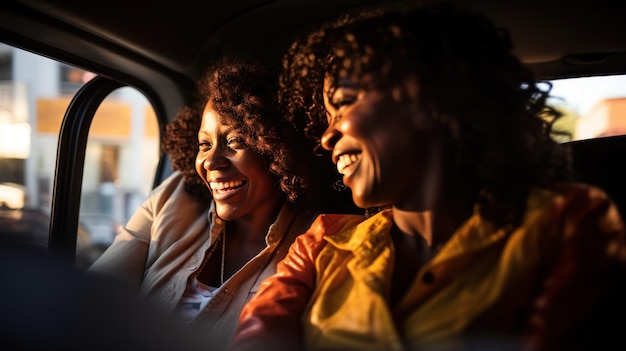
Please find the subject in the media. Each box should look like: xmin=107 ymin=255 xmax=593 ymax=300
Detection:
xmin=566 ymin=135 xmax=626 ymax=219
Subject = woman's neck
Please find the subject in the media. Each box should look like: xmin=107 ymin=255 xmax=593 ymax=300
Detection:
xmin=223 ymin=196 xmax=283 ymax=277
xmin=391 ymin=183 xmax=475 ymax=249
xmin=228 ymin=196 xmax=283 ymax=245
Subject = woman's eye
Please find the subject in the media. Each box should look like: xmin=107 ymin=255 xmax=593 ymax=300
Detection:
xmin=198 ymin=142 xmax=212 ymax=151
xmin=337 ymin=98 xmax=355 ymax=107
xmin=228 ymin=137 xmax=247 ymax=149
xmin=330 ymin=86 xmax=358 ymax=109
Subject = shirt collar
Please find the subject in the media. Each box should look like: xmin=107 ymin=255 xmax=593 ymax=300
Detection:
xmin=207 ymin=200 xmax=292 ymax=247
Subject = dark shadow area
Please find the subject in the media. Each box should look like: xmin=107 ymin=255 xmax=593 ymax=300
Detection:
xmin=567 ymin=135 xmax=626 ymax=218
xmin=0 ymin=235 xmax=210 ymax=351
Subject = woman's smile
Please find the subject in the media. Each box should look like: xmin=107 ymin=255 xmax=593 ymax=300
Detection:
xmin=336 ymin=152 xmax=362 ymax=175
xmin=209 ymin=179 xmax=247 ymax=200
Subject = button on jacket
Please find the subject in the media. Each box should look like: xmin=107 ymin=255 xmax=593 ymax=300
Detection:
xmin=231 ymin=183 xmax=626 ymax=351
xmin=89 ymin=171 xmax=319 ymax=350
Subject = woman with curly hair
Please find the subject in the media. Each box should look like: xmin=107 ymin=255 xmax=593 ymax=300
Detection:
xmin=231 ymin=2 xmax=626 ymax=350
xmin=88 ymin=58 xmax=354 ymax=350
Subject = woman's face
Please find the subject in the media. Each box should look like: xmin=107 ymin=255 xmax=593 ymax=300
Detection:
xmin=321 ymin=76 xmax=440 ymax=209
xmin=195 ymin=102 xmax=280 ymax=220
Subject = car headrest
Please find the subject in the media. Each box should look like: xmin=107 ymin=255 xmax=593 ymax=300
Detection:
xmin=566 ymin=135 xmax=626 ymax=218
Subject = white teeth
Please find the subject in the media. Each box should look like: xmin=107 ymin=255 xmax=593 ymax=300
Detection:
xmin=209 ymin=180 xmax=245 ymax=191
xmin=336 ymin=153 xmax=360 ymax=174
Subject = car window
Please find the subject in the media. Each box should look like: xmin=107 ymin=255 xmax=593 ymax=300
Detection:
xmin=547 ymin=74 xmax=626 ymax=142
xmin=2 ymin=42 xmax=624 ymax=269
xmin=0 ymin=43 xmax=160 ymax=269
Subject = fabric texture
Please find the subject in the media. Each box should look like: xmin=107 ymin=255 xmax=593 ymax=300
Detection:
xmin=89 ymin=171 xmax=319 ymax=350
xmin=231 ymin=183 xmax=626 ymax=351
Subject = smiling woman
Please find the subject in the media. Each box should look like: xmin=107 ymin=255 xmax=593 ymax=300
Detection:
xmin=196 ymin=100 xmax=281 ymax=222
xmin=230 ymin=3 xmax=626 ymax=350
xmin=87 ymin=58 xmax=341 ymax=350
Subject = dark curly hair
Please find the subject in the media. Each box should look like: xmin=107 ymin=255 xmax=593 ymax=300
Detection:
xmin=162 ymin=58 xmax=312 ymax=204
xmin=279 ymin=2 xmax=572 ymax=225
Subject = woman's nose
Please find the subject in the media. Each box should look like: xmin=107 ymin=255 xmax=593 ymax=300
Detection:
xmin=203 ymin=147 xmax=229 ymax=170
xmin=320 ymin=124 xmax=342 ymax=151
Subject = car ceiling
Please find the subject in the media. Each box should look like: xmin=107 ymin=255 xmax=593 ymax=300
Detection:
xmin=1 ymin=0 xmax=626 ymax=107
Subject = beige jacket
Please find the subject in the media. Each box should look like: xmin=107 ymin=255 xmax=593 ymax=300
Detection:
xmin=89 ymin=171 xmax=319 ymax=350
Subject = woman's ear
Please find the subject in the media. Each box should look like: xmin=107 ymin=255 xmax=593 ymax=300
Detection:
xmin=445 ymin=115 xmax=461 ymax=140
xmin=410 ymin=110 xmax=428 ymax=128
xmin=418 ymin=108 xmax=461 ymax=141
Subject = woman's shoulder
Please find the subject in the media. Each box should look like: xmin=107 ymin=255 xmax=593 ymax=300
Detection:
xmin=301 ymin=210 xmax=394 ymax=245
xmin=533 ymin=182 xmax=618 ymax=211
xmin=306 ymin=212 xmax=368 ymax=237
xmin=151 ymin=171 xmax=185 ymax=193
xmin=147 ymin=171 xmax=210 ymax=216
xmin=525 ymin=182 xmax=609 ymax=206
xmin=551 ymin=182 xmax=612 ymax=198
xmin=286 ymin=212 xmax=369 ymax=261
xmin=525 ymin=182 xmax=624 ymax=235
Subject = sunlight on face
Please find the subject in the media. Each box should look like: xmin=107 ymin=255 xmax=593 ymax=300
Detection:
xmin=321 ymin=76 xmax=443 ymax=210
xmin=195 ymin=102 xmax=281 ymax=221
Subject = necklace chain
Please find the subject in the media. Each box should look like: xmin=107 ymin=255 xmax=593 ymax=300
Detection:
xmin=220 ymin=234 xmax=226 ymax=286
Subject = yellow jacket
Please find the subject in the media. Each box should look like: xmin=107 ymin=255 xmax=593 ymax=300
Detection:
xmin=231 ymin=184 xmax=626 ymax=351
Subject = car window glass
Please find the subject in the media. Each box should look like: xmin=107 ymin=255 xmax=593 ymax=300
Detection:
xmin=78 ymin=87 xmax=160 ymax=268
xmin=0 ymin=43 xmax=160 ymax=269
xmin=547 ymin=74 xmax=626 ymax=142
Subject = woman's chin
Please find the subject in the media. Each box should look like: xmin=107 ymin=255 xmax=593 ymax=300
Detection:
xmin=215 ymin=206 xmax=240 ymax=221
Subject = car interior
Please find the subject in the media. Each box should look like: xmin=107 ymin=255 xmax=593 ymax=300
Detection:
xmin=0 ymin=0 xmax=625 ymax=276
xmin=1 ymin=0 xmax=626 ymax=349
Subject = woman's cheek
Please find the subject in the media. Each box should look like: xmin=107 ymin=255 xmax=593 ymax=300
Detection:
xmin=195 ymin=154 xmax=205 ymax=177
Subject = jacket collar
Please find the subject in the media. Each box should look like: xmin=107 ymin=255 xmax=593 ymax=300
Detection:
xmin=323 ymin=207 xmax=509 ymax=266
